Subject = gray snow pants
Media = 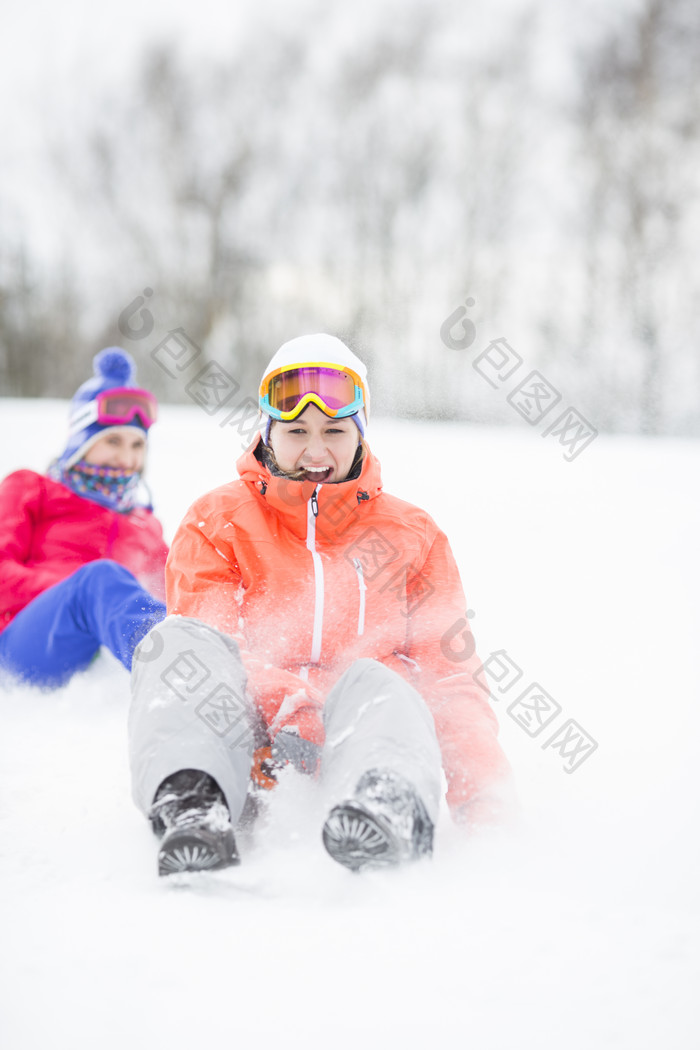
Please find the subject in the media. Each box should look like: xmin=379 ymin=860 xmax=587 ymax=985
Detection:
xmin=129 ymin=615 xmax=443 ymax=825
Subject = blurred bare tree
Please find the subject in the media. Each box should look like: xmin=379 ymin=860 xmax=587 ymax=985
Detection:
xmin=1 ymin=0 xmax=698 ymax=435
xmin=577 ymin=0 xmax=700 ymax=434
xmin=52 ymin=43 xmax=287 ymax=399
xmin=0 ymin=238 xmax=85 ymax=397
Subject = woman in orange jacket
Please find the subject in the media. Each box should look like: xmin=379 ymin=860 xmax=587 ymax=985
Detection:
xmin=128 ymin=334 xmax=514 ymax=875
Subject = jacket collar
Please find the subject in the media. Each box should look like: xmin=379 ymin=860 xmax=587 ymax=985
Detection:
xmin=235 ymin=434 xmax=383 ymax=538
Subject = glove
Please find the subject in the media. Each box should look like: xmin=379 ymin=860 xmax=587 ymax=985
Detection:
xmin=271 ymin=729 xmax=322 ymax=777
xmin=245 ymin=662 xmax=323 ymax=729
xmin=250 ymin=746 xmax=279 ymax=790
xmin=250 ymin=726 xmax=323 ymax=788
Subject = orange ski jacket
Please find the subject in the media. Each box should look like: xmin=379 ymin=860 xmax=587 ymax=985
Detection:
xmin=166 ymin=436 xmax=512 ymax=814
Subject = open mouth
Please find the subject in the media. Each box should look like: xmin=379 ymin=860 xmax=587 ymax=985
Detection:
xmin=302 ymin=466 xmax=333 ymax=483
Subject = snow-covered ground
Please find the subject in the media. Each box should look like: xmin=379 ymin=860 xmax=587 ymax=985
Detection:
xmin=1 ymin=398 xmax=698 ymax=1049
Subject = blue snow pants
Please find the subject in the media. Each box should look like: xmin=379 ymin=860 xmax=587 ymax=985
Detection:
xmin=0 ymin=560 xmax=166 ymax=688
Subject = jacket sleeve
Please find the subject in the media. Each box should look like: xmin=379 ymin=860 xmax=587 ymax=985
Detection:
xmin=131 ymin=513 xmax=169 ymax=602
xmin=0 ymin=471 xmax=76 ymax=627
xmin=402 ymin=525 xmax=515 ymax=822
xmin=165 ymin=505 xmax=324 ymax=743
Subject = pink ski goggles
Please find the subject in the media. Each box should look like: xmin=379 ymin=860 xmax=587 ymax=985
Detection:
xmin=259 ymin=363 xmax=366 ymax=422
xmin=69 ymin=388 xmax=158 ymax=434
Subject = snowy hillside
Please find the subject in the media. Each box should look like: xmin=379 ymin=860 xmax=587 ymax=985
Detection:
xmin=1 ymin=398 xmax=698 ymax=1050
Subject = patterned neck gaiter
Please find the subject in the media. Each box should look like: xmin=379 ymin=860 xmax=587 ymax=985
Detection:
xmin=48 ymin=459 xmax=141 ymax=513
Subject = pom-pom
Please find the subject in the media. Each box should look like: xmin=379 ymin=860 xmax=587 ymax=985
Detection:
xmin=93 ymin=347 xmax=136 ymax=385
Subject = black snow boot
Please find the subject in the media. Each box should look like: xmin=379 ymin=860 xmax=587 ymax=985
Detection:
xmin=322 ymin=768 xmax=434 ymax=873
xmin=149 ymin=769 xmax=239 ymax=876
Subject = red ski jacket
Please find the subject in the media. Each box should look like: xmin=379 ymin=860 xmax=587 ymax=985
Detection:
xmin=0 ymin=469 xmax=169 ymax=631
xmin=166 ymin=437 xmax=512 ymax=815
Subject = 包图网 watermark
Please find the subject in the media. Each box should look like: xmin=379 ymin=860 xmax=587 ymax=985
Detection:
xmin=117 ymin=290 xmax=260 ymax=451
xmin=441 ymin=297 xmax=598 ymax=462
xmin=448 ymin=638 xmax=598 ymax=774
xmin=132 ymin=626 xmax=256 ymax=751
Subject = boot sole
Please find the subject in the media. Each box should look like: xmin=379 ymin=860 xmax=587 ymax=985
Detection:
xmin=158 ymin=826 xmax=240 ymax=876
xmin=322 ymin=801 xmax=401 ymax=872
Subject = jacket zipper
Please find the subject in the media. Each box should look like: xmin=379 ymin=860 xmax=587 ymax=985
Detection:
xmin=353 ymin=558 xmax=366 ymax=636
xmin=306 ymin=485 xmax=324 ymax=663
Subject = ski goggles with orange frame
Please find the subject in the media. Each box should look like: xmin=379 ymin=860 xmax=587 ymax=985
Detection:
xmin=69 ymin=388 xmax=158 ymax=435
xmin=259 ymin=363 xmax=367 ymax=422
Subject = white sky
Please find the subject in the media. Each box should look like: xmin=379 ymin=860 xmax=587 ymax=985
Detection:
xmin=1 ymin=0 xmax=293 ymax=259
xmin=0 ymin=0 xmax=640 ymax=267
xmin=1 ymin=0 xmax=634 ymax=144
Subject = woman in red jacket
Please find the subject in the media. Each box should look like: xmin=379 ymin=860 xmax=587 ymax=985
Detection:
xmin=129 ymin=334 xmax=514 ymax=876
xmin=0 ymin=348 xmax=168 ymax=688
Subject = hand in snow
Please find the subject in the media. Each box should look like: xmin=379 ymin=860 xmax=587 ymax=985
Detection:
xmin=271 ymin=729 xmax=322 ymax=777
xmin=247 ymin=663 xmax=323 ymax=727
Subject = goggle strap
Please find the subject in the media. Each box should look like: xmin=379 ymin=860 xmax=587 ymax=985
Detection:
xmin=68 ymin=402 xmax=100 ymax=434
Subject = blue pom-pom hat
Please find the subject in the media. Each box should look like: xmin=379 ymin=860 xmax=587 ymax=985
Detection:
xmin=58 ymin=348 xmax=157 ymax=469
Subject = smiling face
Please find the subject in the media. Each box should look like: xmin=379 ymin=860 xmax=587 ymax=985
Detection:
xmin=268 ymin=403 xmax=361 ymax=483
xmin=83 ymin=427 xmax=147 ymax=472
